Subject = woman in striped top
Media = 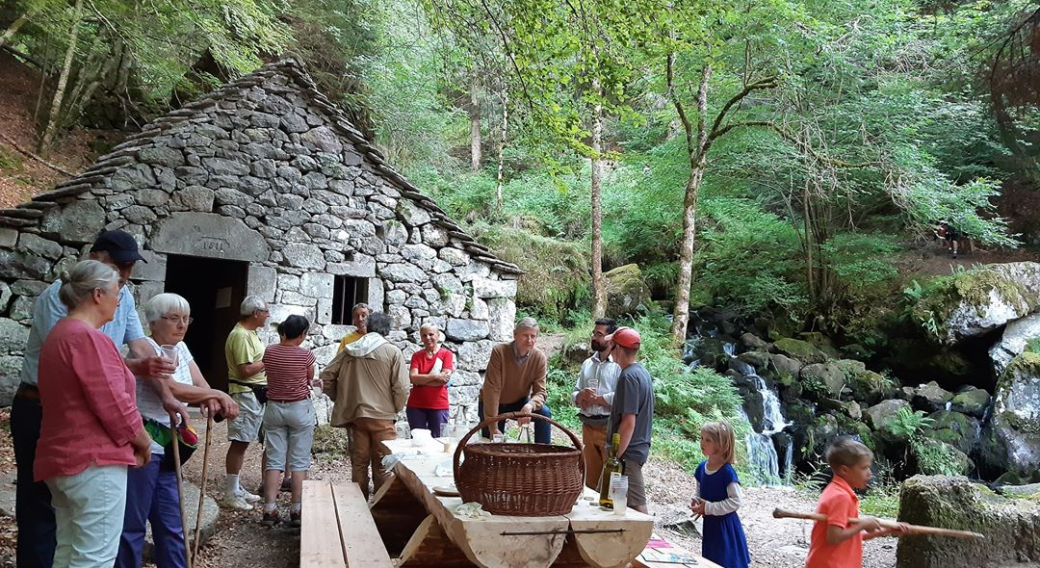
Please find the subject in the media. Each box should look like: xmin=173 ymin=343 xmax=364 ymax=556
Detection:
xmin=260 ymin=315 xmax=317 ymax=526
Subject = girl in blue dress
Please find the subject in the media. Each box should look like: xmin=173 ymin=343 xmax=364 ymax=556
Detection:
xmin=690 ymin=421 xmax=750 ymax=568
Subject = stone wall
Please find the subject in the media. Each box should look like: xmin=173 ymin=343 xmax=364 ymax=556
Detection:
xmin=0 ymin=60 xmax=520 ymax=420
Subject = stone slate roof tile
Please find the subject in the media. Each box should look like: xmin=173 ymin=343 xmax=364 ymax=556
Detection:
xmin=1 ymin=58 xmax=521 ymax=275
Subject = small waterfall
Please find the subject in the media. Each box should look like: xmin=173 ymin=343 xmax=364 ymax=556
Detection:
xmin=756 ymin=376 xmax=789 ymax=434
xmin=735 ymin=366 xmax=791 ymax=485
xmin=738 ymin=407 xmax=783 ymax=485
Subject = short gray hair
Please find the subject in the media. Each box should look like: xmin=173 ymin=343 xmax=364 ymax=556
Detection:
xmin=352 ymin=303 xmax=371 ymax=314
xmin=143 ymin=293 xmax=191 ymax=323
xmin=240 ymin=295 xmax=268 ymax=317
xmin=58 ymin=260 xmax=119 ymax=310
xmin=514 ymin=317 xmax=539 ymax=333
xmin=419 ymin=322 xmax=440 ymax=335
xmin=367 ymin=312 xmax=392 ymax=336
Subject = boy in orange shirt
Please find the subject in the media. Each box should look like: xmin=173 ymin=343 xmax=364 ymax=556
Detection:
xmin=804 ymin=438 xmax=908 ymax=568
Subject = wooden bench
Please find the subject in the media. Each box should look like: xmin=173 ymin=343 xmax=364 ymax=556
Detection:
xmin=301 ymin=480 xmax=393 ymax=568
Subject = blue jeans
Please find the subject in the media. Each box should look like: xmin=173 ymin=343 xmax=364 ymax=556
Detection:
xmin=478 ymin=397 xmax=552 ymax=444
xmin=116 ymin=455 xmax=187 ymax=568
xmin=11 ymin=390 xmax=56 ymax=568
xmin=406 ymin=407 xmax=450 ymax=437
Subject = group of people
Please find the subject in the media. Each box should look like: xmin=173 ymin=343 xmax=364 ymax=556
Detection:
xmin=10 ymin=229 xmax=903 ymax=568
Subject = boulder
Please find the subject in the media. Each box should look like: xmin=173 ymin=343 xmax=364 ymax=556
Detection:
xmin=739 ymin=332 xmax=769 ymax=351
xmin=949 ymin=386 xmax=990 ymax=418
xmin=989 ymin=311 xmax=1040 ymax=376
xmin=897 ymin=475 xmax=1040 ymax=568
xmin=603 ymin=264 xmax=650 ymax=318
xmin=863 ymin=399 xmax=911 ymax=442
xmin=832 ymin=359 xmax=866 ymax=377
xmin=799 ymin=363 xmax=846 ymax=399
xmin=990 ymin=352 xmax=1040 ymax=477
xmin=912 ymin=381 xmax=954 ymax=413
xmin=773 ymin=338 xmax=829 ymax=364
xmin=910 ymin=262 xmax=1040 ymax=345
xmin=848 ymin=370 xmax=897 ymax=406
xmin=924 ymin=410 xmax=981 ymax=456
xmin=798 ymin=332 xmax=841 ymax=359
xmin=736 ymin=350 xmax=769 ymax=371
xmin=911 ymin=439 xmax=973 ymax=476
xmin=765 ymin=353 xmax=802 ymax=381
xmin=562 ymin=341 xmax=593 ymax=366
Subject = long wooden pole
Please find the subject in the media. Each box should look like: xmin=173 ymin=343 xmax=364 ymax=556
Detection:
xmin=772 ymin=508 xmax=984 ymax=540
xmin=172 ymin=427 xmax=193 ymax=568
xmin=192 ymin=414 xmax=214 ymax=560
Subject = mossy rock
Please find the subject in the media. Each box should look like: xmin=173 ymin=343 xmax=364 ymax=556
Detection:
xmin=736 ymin=350 xmax=770 ymax=371
xmin=910 ymin=262 xmax=1040 ymax=345
xmin=800 ymin=363 xmax=846 ymax=399
xmin=950 ymin=386 xmax=990 ymax=418
xmin=603 ymin=263 xmax=651 ymax=319
xmin=798 ymin=331 xmax=842 ymax=359
xmin=912 ymin=381 xmax=955 ymax=413
xmin=773 ymin=338 xmax=829 ymax=364
xmin=912 ymin=438 xmax=973 ymax=476
xmin=924 ymin=410 xmax=981 ymax=455
xmin=991 ymin=351 xmax=1040 ymax=476
xmin=848 ymin=369 xmax=898 ymax=406
xmin=832 ymin=359 xmax=867 ymax=377
xmin=897 ymin=475 xmax=1040 ymax=568
xmin=765 ymin=353 xmax=802 ymax=382
xmin=863 ymin=399 xmax=911 ymax=442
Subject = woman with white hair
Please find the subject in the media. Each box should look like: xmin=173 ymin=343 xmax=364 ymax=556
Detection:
xmin=35 ymin=260 xmax=154 ymax=568
xmin=406 ymin=323 xmax=454 ymax=437
xmin=116 ymin=293 xmax=238 ymax=568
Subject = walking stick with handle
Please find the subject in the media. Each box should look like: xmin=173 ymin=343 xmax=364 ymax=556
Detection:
xmin=772 ymin=508 xmax=985 ymax=540
xmin=172 ymin=423 xmax=193 ymax=568
xmin=193 ymin=414 xmax=214 ymax=561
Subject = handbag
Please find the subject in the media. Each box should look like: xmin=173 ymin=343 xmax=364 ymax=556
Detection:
xmin=144 ymin=418 xmax=199 ymax=471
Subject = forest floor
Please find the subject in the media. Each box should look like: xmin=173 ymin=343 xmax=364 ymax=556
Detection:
xmin=0 ymin=408 xmax=899 ymax=568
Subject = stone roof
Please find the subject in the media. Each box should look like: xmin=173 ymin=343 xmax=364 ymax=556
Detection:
xmin=0 ymin=59 xmax=520 ymax=274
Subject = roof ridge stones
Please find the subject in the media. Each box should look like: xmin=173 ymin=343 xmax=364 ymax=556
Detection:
xmin=0 ymin=58 xmax=519 ymax=274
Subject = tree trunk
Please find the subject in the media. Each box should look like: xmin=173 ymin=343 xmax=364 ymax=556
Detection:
xmin=39 ymin=0 xmax=83 ymax=152
xmin=495 ymin=89 xmax=508 ymax=216
xmin=0 ymin=14 xmax=28 ymax=48
xmin=591 ymin=77 xmax=607 ymax=319
xmin=670 ymin=63 xmax=713 ymax=348
xmin=470 ymin=75 xmax=482 ymax=173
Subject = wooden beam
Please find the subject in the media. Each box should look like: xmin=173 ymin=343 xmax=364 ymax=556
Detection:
xmin=332 ymin=483 xmax=394 ymax=568
xmin=301 ymin=480 xmax=346 ymax=568
xmin=396 ymin=514 xmax=474 ymax=568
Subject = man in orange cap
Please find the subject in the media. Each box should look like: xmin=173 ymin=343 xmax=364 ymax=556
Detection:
xmin=604 ymin=326 xmax=654 ymax=514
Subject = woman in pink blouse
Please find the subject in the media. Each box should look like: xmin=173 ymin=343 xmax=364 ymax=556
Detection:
xmin=35 ymin=260 xmax=152 ymax=568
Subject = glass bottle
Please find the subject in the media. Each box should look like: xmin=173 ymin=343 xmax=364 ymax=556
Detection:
xmin=599 ymin=433 xmax=622 ymax=509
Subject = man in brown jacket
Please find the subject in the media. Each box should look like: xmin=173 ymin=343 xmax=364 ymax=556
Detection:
xmin=320 ymin=312 xmax=408 ymax=498
xmin=479 ymin=317 xmax=552 ymax=443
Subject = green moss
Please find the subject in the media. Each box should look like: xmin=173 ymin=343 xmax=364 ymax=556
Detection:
xmin=911 ymin=266 xmax=1040 ymax=340
xmin=774 ymin=338 xmax=828 ymax=364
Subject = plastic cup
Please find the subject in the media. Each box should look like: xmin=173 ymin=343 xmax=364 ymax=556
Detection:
xmin=160 ymin=344 xmax=178 ymax=367
xmin=587 ymin=377 xmax=600 ymax=392
xmin=610 ymin=475 xmax=629 ymax=517
xmin=492 ymin=433 xmax=505 ymax=444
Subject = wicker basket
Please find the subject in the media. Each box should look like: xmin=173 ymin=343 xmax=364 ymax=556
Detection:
xmin=452 ymin=412 xmax=585 ymax=517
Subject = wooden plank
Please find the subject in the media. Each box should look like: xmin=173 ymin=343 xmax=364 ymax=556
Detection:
xmin=301 ymin=480 xmax=346 ymax=568
xmin=396 ymin=514 xmax=474 ymax=568
xmin=564 ymin=488 xmax=653 ymax=568
xmin=332 ymin=482 xmax=394 ymax=568
xmin=370 ymin=474 xmax=429 ymax=556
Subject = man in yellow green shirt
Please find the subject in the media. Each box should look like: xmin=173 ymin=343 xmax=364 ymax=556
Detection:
xmin=220 ymin=295 xmax=270 ymax=510
xmin=337 ymin=303 xmax=370 ymax=352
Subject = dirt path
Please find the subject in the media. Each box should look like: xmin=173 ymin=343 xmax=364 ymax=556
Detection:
xmin=0 ymin=411 xmax=897 ymax=568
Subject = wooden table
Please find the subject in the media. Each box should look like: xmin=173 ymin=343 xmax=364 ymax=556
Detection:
xmin=373 ymin=438 xmax=654 ymax=568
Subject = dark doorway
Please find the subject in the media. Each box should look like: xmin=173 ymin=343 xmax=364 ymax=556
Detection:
xmin=164 ymin=255 xmax=248 ymax=392
xmin=331 ymin=275 xmax=369 ymax=325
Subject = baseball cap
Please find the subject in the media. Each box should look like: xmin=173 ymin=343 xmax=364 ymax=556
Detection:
xmin=605 ymin=326 xmax=641 ymax=349
xmin=90 ymin=230 xmax=147 ymax=265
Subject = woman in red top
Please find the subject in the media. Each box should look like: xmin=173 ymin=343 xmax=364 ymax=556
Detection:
xmin=36 ymin=260 xmax=152 ymax=568
xmin=406 ymin=323 xmax=454 ymax=437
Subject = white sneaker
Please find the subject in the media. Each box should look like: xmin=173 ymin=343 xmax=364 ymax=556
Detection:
xmin=219 ymin=494 xmax=253 ymax=511
xmin=237 ymin=489 xmax=262 ymax=504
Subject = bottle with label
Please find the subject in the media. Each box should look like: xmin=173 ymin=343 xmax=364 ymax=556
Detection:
xmin=598 ymin=433 xmax=623 ymax=509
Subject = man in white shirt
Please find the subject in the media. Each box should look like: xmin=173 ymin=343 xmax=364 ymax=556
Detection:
xmin=571 ymin=318 xmax=621 ymax=490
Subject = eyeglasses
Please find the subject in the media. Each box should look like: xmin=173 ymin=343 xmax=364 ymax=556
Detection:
xmin=161 ymin=315 xmax=194 ymax=325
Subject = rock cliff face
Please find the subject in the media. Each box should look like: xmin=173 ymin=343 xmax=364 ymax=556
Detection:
xmin=0 ymin=59 xmax=520 ymax=421
xmin=897 ymin=475 xmax=1040 ymax=568
xmin=990 ymin=352 xmax=1040 ymax=477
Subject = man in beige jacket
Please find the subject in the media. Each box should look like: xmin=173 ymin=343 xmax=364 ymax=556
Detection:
xmin=320 ymin=312 xmax=408 ymax=499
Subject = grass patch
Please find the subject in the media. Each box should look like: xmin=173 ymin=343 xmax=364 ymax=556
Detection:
xmin=311 ymin=425 xmax=350 ymax=462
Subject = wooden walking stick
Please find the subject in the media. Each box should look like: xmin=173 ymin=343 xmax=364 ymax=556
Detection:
xmin=192 ymin=413 xmax=214 ymax=561
xmin=772 ymin=508 xmax=985 ymax=540
xmin=172 ymin=424 xmax=193 ymax=568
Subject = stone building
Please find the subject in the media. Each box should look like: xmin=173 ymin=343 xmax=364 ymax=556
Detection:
xmin=0 ymin=59 xmax=520 ymax=420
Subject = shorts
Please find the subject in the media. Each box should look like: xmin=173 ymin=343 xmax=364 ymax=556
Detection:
xmin=263 ymin=399 xmax=316 ymax=472
xmin=228 ymin=391 xmax=265 ymax=443
xmin=624 ymin=458 xmax=647 ymax=509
